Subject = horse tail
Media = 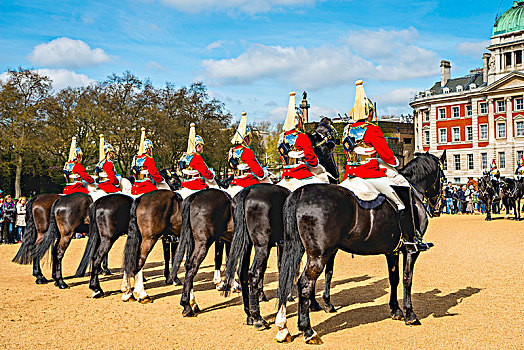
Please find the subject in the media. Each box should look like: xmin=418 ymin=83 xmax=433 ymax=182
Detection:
xmin=12 ymin=196 xmax=37 ymax=264
xmin=123 ymin=196 xmax=143 ymax=276
xmin=223 ymin=188 xmax=252 ymax=296
xmin=277 ymin=189 xmax=305 ymax=309
xmin=170 ymin=194 xmax=196 ymax=280
xmin=32 ymin=199 xmax=59 ymax=261
xmin=75 ymin=202 xmax=99 ymax=277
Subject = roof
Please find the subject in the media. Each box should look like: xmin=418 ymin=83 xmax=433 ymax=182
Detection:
xmin=429 ymin=72 xmax=485 ymax=95
xmin=493 ymin=1 xmax=524 ymax=36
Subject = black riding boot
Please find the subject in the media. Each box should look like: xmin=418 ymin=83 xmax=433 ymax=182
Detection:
xmin=394 ymin=186 xmax=433 ymax=253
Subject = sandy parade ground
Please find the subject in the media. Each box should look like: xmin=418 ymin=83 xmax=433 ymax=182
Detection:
xmin=0 ymin=213 xmax=523 ymax=349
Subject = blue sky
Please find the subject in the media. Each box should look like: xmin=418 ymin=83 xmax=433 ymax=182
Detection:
xmin=0 ymin=0 xmax=512 ymax=124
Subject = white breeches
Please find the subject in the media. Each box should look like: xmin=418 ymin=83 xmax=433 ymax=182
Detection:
xmin=366 ymin=177 xmax=407 ymax=210
xmin=224 ymin=185 xmax=244 ymax=198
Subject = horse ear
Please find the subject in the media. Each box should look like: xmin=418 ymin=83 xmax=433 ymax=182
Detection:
xmin=440 ymin=149 xmax=447 ymax=162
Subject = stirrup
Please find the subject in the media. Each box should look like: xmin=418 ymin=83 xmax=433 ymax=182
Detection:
xmin=403 ymin=237 xmax=434 ymax=253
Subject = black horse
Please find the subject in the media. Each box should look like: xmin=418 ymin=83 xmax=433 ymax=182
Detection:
xmin=478 ymin=173 xmax=500 ymax=221
xmin=12 ymin=193 xmax=61 ymax=284
xmin=275 ymin=151 xmax=445 ymax=344
xmin=499 ymin=177 xmax=524 ymax=220
xmin=221 ymin=118 xmax=341 ymax=330
xmin=170 ymin=188 xmax=234 ymax=316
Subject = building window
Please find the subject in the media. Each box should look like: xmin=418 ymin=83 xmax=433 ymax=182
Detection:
xmin=466 ymin=126 xmax=473 ymax=141
xmin=424 ymin=130 xmax=430 ymax=145
xmin=517 ymin=121 xmax=524 ymax=136
xmin=438 ymin=108 xmax=446 ymax=119
xmin=452 ymin=106 xmax=460 ymax=118
xmin=466 ymin=105 xmax=472 ymax=116
xmin=497 ymin=100 xmax=505 ymax=113
xmin=480 ymin=102 xmax=487 ymax=114
xmin=439 ymin=128 xmax=447 ymax=143
xmin=443 ymin=87 xmax=450 ymax=94
xmin=517 ymin=50 xmax=522 ymax=65
xmin=468 ymin=154 xmax=474 ymax=170
xmin=516 ymin=98 xmax=524 ymax=110
xmin=498 ymin=122 xmax=506 ymax=138
xmin=505 ymin=52 xmax=512 ymax=67
xmin=454 ymin=177 xmax=461 ymax=184
xmin=454 ymin=154 xmax=461 ymax=170
xmin=452 ymin=127 xmax=461 ymax=142
xmin=481 ymin=153 xmax=488 ymax=169
xmin=499 ymin=152 xmax=506 ymax=168
xmin=424 ymin=111 xmax=430 ymax=122
xmin=480 ymin=124 xmax=488 ymax=139
xmin=443 ymin=158 xmax=447 ymax=170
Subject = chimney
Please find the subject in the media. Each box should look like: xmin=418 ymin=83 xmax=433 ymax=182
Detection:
xmin=440 ymin=60 xmax=451 ymax=87
xmin=483 ymin=53 xmax=491 ymax=83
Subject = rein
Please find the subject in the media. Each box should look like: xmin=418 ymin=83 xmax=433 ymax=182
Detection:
xmin=410 ymin=159 xmax=445 ymax=218
xmin=312 ymin=122 xmax=338 ymax=149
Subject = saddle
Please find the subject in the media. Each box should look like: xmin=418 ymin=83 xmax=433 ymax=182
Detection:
xmin=339 ymin=177 xmax=386 ymax=210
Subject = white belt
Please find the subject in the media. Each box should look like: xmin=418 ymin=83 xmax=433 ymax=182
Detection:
xmin=284 ymin=162 xmax=305 ymax=169
xmin=182 ymin=169 xmax=199 ymax=176
xmin=288 ymin=150 xmax=304 ymax=158
xmin=237 ymin=163 xmax=250 ymax=171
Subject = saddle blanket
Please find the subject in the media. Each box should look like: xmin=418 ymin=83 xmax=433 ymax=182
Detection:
xmin=339 ymin=177 xmax=386 ymax=210
xmin=276 ymin=175 xmax=325 ymax=192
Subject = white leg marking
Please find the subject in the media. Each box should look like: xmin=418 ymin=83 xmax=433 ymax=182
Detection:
xmin=275 ymin=304 xmax=290 ymax=342
xmin=213 ymin=270 xmax=222 ymax=285
xmin=133 ymin=269 xmax=148 ymax=299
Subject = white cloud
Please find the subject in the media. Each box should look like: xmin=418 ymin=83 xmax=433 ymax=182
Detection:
xmin=202 ymin=28 xmax=440 ymax=89
xmin=372 ymin=87 xmax=419 ymax=107
xmin=145 ymin=61 xmax=167 ymax=72
xmin=34 ymin=69 xmax=95 ymax=90
xmin=28 ymin=37 xmax=111 ymax=68
xmin=159 ymin=0 xmax=320 ymax=15
xmin=456 ymin=41 xmax=490 ymax=58
xmin=206 ymin=40 xmax=224 ymax=51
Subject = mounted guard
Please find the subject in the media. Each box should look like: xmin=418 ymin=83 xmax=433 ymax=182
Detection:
xmin=340 ymin=80 xmax=432 ymax=252
xmin=489 ymin=158 xmax=501 ymax=196
xmin=130 ymin=128 xmax=164 ymax=195
xmin=96 ymin=134 xmax=121 ymax=193
xmin=276 ymin=91 xmax=329 ymax=191
xmin=63 ymin=137 xmax=95 ymax=195
xmin=226 ymin=111 xmax=270 ymax=197
xmin=515 ymin=154 xmax=524 ymax=180
xmin=177 ymin=123 xmax=218 ymax=199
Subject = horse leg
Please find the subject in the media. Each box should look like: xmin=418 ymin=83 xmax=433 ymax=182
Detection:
xmin=322 ymin=252 xmax=337 ymax=313
xmin=33 ymin=256 xmax=48 ymax=284
xmin=249 ymin=245 xmax=270 ymax=330
xmin=52 ymin=232 xmax=74 ymax=289
xmin=386 ymin=253 xmax=403 ymax=320
xmin=162 ymin=238 xmax=171 ymax=284
xmin=225 ymin=240 xmax=241 ymax=292
xmin=170 ymin=241 xmax=182 ymax=285
xmin=485 ymin=199 xmax=492 ymax=221
xmin=181 ymin=242 xmax=208 ymax=317
xmin=131 ymin=237 xmax=158 ymax=303
xmin=298 ymin=256 xmax=325 ymax=344
xmin=213 ymin=239 xmax=225 ymax=287
xmin=89 ymin=237 xmax=113 ymax=298
xmin=121 ymin=271 xmax=134 ymax=302
xmin=402 ymin=251 xmax=421 ymax=325
xmin=240 ymin=243 xmax=253 ymax=326
xmin=101 ymin=254 xmax=111 ymax=275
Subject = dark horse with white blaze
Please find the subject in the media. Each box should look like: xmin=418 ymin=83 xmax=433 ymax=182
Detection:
xmin=275 ymin=151 xmax=445 ymax=344
xmin=220 ymin=118 xmax=341 ymax=330
xmin=12 ymin=193 xmax=61 ymax=284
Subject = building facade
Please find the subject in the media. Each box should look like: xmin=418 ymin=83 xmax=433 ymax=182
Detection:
xmin=410 ymin=1 xmax=524 ymax=184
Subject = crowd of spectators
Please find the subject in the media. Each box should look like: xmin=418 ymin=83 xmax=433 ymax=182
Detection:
xmin=0 ymin=192 xmax=27 ymax=244
xmin=442 ymin=181 xmax=493 ymax=215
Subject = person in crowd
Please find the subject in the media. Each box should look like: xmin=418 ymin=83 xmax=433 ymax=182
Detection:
xmin=465 ymin=185 xmax=474 ymax=214
xmin=457 ymin=185 xmax=466 ymax=214
xmin=0 ymin=196 xmax=4 ymax=244
xmin=15 ymin=196 xmax=27 ymax=243
xmin=444 ymin=181 xmax=454 ymax=214
xmin=451 ymin=187 xmax=459 ymax=214
xmin=2 ymin=195 xmax=16 ymax=244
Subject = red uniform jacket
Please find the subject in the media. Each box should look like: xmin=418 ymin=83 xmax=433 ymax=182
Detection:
xmin=281 ymin=130 xmax=318 ymax=180
xmin=231 ymin=146 xmax=264 ymax=188
xmin=98 ymin=160 xmax=120 ymax=193
xmin=131 ymin=155 xmax=163 ymax=195
xmin=343 ymin=121 xmax=397 ymax=180
xmin=63 ymin=162 xmax=94 ymax=195
xmin=181 ymin=154 xmax=214 ymax=190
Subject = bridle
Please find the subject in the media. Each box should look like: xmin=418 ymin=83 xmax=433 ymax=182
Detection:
xmin=312 ymin=122 xmax=338 ymax=150
xmin=411 ymin=159 xmax=445 ymax=218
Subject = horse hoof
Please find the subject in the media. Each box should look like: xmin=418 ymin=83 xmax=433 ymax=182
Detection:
xmin=391 ymin=310 xmax=404 ymax=321
xmin=192 ymin=304 xmax=201 ymax=314
xmin=35 ymin=277 xmax=48 ymax=285
xmin=92 ymin=290 xmax=104 ymax=299
xmin=276 ymin=329 xmax=292 ymax=343
xmin=54 ymin=281 xmax=69 ymax=289
xmin=246 ymin=316 xmax=254 ymax=326
xmin=174 ymin=277 xmax=182 ymax=286
xmin=305 ymin=334 xmax=323 ymax=345
xmin=138 ymin=296 xmax=153 ymax=304
xmin=325 ymin=304 xmax=337 ymax=313
xmin=122 ymin=293 xmax=136 ymax=302
xmin=101 ymin=269 xmax=112 ymax=276
xmin=231 ymin=285 xmax=242 ymax=293
xmin=182 ymin=308 xmax=196 ymax=317
xmin=405 ymin=315 xmax=421 ymax=325
xmin=253 ymin=319 xmax=270 ymax=331
xmin=309 ymin=301 xmax=322 ymax=312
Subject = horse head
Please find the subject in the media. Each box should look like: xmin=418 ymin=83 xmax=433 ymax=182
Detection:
xmin=159 ymin=167 xmax=182 ymax=190
xmin=400 ymin=152 xmax=445 ymax=216
xmin=308 ymin=117 xmax=340 ymax=183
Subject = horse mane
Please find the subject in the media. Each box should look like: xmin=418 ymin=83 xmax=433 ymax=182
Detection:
xmin=399 ymin=152 xmax=440 ymax=185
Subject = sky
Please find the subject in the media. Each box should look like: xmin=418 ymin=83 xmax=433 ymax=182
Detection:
xmin=0 ymin=0 xmax=513 ymax=125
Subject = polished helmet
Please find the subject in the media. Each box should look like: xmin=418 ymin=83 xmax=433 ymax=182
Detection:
xmin=195 ymin=135 xmax=204 ymax=147
xmin=143 ymin=139 xmax=153 ymax=152
xmin=104 ymin=142 xmax=115 ymax=155
xmin=74 ymin=147 xmax=83 ymax=160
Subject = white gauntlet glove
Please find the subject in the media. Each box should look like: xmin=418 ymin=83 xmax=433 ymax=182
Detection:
xmin=309 ymin=164 xmax=326 ymax=176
